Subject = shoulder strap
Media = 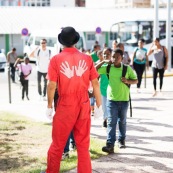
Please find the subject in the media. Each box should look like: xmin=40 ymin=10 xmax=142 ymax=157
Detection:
xmin=49 ymin=50 xmax=51 ymax=58
xmin=106 ymin=64 xmax=111 ymax=79
xmin=162 ymin=46 xmax=165 ymax=55
xmin=37 ymin=49 xmax=51 ymax=57
xmin=37 ymin=49 xmax=40 ymax=57
xmin=134 ymin=48 xmax=138 ymax=57
xmin=122 ymin=64 xmax=127 ymax=78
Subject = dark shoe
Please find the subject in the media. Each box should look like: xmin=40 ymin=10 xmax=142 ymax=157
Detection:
xmin=26 ymin=96 xmax=30 ymax=100
xmin=91 ymin=110 xmax=94 ymax=116
xmin=103 ymin=119 xmax=107 ymax=128
xmin=61 ymin=152 xmax=69 ymax=160
xmin=22 ymin=96 xmax=24 ymax=100
xmin=102 ymin=144 xmax=114 ymax=154
xmin=118 ymin=140 xmax=126 ymax=148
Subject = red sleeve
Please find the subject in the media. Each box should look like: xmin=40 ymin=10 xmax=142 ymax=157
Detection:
xmin=47 ymin=56 xmax=58 ymax=82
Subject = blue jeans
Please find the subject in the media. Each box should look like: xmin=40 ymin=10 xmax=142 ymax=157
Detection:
xmin=90 ymin=97 xmax=95 ymax=106
xmin=64 ymin=132 xmax=75 ymax=153
xmin=106 ymin=100 xmax=129 ymax=146
xmin=102 ymin=95 xmax=108 ymax=120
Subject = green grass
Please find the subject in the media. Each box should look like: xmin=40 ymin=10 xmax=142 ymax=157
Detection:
xmin=0 ymin=111 xmax=106 ymax=173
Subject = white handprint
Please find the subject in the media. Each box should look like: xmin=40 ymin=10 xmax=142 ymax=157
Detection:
xmin=75 ymin=60 xmax=88 ymax=77
xmin=60 ymin=61 xmax=74 ymax=78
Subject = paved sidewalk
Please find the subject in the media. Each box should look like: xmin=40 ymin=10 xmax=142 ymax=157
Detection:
xmin=67 ymin=73 xmax=173 ymax=173
xmin=0 ymin=68 xmax=173 ymax=173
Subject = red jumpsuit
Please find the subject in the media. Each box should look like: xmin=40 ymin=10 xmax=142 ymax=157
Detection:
xmin=46 ymin=47 xmax=99 ymax=173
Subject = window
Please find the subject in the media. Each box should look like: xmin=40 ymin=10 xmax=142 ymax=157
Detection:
xmin=87 ymin=34 xmax=95 ymax=41
xmin=76 ymin=37 xmax=84 ymax=49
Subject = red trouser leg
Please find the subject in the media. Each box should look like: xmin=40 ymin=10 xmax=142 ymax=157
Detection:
xmin=74 ymin=119 xmax=92 ymax=173
xmin=46 ymin=113 xmax=73 ymax=173
xmin=46 ymin=93 xmax=91 ymax=173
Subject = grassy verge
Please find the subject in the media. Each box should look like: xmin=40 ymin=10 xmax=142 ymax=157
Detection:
xmin=0 ymin=111 xmax=106 ymax=173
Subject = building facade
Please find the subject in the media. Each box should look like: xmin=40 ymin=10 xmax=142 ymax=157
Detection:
xmin=1 ymin=0 xmax=173 ymax=8
xmin=0 ymin=0 xmax=85 ymax=7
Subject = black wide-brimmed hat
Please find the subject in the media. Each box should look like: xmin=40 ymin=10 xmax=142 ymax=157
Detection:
xmin=58 ymin=27 xmax=80 ymax=47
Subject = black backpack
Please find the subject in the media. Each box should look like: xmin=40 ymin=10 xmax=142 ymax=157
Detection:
xmin=106 ymin=64 xmax=132 ymax=117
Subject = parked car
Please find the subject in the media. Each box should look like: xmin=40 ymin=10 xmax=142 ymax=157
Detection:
xmin=0 ymin=49 xmax=7 ymax=70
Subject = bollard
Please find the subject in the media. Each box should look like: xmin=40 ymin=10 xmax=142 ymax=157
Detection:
xmin=7 ymin=64 xmax=12 ymax=103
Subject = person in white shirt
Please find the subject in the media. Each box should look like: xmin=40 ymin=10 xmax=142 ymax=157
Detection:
xmin=29 ymin=39 xmax=51 ymax=100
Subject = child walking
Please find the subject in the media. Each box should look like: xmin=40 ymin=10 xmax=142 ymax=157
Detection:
xmin=14 ymin=56 xmax=32 ymax=100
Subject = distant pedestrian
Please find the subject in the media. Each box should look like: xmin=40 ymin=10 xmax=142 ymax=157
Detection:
xmin=132 ymin=39 xmax=149 ymax=93
xmin=103 ymin=43 xmax=107 ymax=49
xmin=112 ymin=40 xmax=117 ymax=51
xmin=90 ymin=44 xmax=101 ymax=116
xmin=90 ymin=44 xmax=101 ymax=63
xmin=117 ymin=43 xmax=131 ymax=65
xmin=45 ymin=26 xmax=101 ymax=173
xmin=147 ymin=37 xmax=168 ymax=96
xmin=96 ymin=48 xmax=138 ymax=153
xmin=96 ymin=48 xmax=112 ymax=128
xmin=29 ymin=38 xmax=51 ymax=100
xmin=7 ymin=48 xmax=18 ymax=83
xmin=14 ymin=57 xmax=32 ymax=100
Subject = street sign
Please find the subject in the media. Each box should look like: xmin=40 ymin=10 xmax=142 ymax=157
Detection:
xmin=96 ymin=27 xmax=101 ymax=34
xmin=21 ymin=28 xmax=29 ymax=36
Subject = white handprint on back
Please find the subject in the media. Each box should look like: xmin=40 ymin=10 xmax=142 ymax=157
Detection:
xmin=75 ymin=60 xmax=88 ymax=77
xmin=60 ymin=61 xmax=74 ymax=78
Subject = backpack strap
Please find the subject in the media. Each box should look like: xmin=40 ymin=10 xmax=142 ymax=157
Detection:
xmin=106 ymin=64 xmax=111 ymax=79
xmin=122 ymin=64 xmax=132 ymax=117
xmin=37 ymin=49 xmax=40 ymax=57
xmin=49 ymin=50 xmax=51 ymax=59
xmin=122 ymin=64 xmax=130 ymax=88
xmin=37 ymin=49 xmax=51 ymax=58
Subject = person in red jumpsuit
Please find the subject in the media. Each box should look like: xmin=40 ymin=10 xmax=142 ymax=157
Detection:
xmin=45 ymin=26 xmax=101 ymax=173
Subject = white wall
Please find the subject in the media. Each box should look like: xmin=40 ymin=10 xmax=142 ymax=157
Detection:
xmin=9 ymin=34 xmax=23 ymax=56
xmin=0 ymin=35 xmax=5 ymax=51
xmin=51 ymin=0 xmax=75 ymax=7
xmin=86 ymin=0 xmax=115 ymax=8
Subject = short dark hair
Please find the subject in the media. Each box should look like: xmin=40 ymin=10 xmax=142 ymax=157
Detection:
xmin=24 ymin=56 xmax=29 ymax=60
xmin=116 ymin=43 xmax=124 ymax=48
xmin=139 ymin=38 xmax=145 ymax=43
xmin=113 ymin=48 xmax=123 ymax=56
xmin=94 ymin=44 xmax=100 ymax=49
xmin=12 ymin=48 xmax=16 ymax=51
xmin=104 ymin=47 xmax=112 ymax=54
xmin=41 ymin=38 xmax=47 ymax=43
xmin=155 ymin=37 xmax=160 ymax=42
